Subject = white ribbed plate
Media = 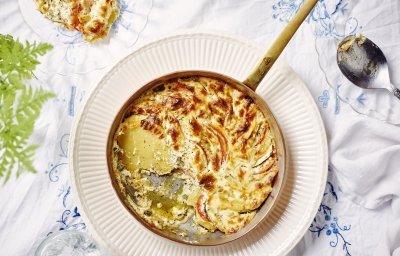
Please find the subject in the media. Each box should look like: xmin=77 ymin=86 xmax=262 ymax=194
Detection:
xmin=70 ymin=32 xmax=328 ymax=256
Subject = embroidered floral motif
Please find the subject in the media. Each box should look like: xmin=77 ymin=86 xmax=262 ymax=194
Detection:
xmin=47 ymin=163 xmax=68 ymax=182
xmin=56 ymin=207 xmax=86 ymax=231
xmin=317 ymin=85 xmax=341 ymax=114
xmin=61 ymin=185 xmax=70 ymax=208
xmin=318 ymin=89 xmax=330 ymax=108
xmin=46 ymin=133 xmax=71 ymax=182
xmin=356 ymin=93 xmax=366 ymax=105
xmin=47 ymin=134 xmax=86 ymax=235
xmin=331 ymin=0 xmax=347 ymax=15
xmin=272 ymin=0 xmax=360 ymax=39
xmin=54 ymin=186 xmax=86 ymax=232
xmin=309 ymin=168 xmax=352 ymax=256
xmin=272 ymin=0 xmax=303 ymax=23
xmin=59 ymin=133 xmax=70 ymax=158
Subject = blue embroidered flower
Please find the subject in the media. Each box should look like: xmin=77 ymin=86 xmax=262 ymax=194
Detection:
xmin=309 ymin=168 xmax=352 ymax=256
xmin=356 ymin=93 xmax=366 ymax=105
xmin=72 ymin=206 xmax=81 ymax=218
xmin=317 ymin=87 xmax=343 ymax=115
xmin=331 ymin=0 xmax=348 ymax=15
xmin=272 ymin=0 xmax=360 ymax=39
xmin=57 ymin=209 xmax=86 ymax=231
xmin=318 ymin=89 xmax=330 ymax=108
xmin=53 ymin=186 xmax=86 ymax=232
xmin=272 ymin=0 xmax=304 ymax=23
xmin=46 ymin=108 xmax=86 ymax=235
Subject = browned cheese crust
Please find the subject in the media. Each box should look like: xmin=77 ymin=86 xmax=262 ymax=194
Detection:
xmin=112 ymin=76 xmax=278 ymax=235
xmin=35 ymin=0 xmax=120 ymax=42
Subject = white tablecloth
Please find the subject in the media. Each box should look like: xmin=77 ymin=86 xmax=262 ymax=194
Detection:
xmin=1 ymin=0 xmax=400 ymax=255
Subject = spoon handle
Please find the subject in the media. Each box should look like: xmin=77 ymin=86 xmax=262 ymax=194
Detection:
xmin=243 ymin=0 xmax=318 ymax=91
xmin=392 ymin=85 xmax=400 ymax=100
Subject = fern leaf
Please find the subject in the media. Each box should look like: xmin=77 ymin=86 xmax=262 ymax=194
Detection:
xmin=16 ymin=87 xmax=54 ymax=127
xmin=0 ymin=34 xmax=54 ymax=184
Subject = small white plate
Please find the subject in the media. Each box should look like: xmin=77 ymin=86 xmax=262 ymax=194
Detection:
xmin=69 ymin=32 xmax=328 ymax=256
xmin=16 ymin=0 xmax=153 ymax=75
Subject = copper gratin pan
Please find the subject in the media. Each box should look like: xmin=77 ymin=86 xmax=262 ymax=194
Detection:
xmin=106 ymin=0 xmax=318 ymax=246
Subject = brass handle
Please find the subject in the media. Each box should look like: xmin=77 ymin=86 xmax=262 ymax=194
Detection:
xmin=243 ymin=0 xmax=318 ymax=91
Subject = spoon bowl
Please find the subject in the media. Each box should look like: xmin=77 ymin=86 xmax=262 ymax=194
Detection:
xmin=337 ymin=34 xmax=400 ymax=99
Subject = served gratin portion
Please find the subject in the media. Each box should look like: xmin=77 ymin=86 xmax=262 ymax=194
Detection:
xmin=34 ymin=0 xmax=120 ymax=42
xmin=112 ymin=76 xmax=278 ymax=235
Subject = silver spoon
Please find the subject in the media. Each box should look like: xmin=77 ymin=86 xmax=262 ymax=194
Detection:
xmin=337 ymin=34 xmax=400 ymax=99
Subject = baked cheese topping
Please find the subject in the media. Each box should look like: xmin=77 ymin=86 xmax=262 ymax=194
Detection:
xmin=112 ymin=76 xmax=278 ymax=235
xmin=35 ymin=0 xmax=120 ymax=42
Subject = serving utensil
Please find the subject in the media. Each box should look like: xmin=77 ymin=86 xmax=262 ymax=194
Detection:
xmin=337 ymin=34 xmax=400 ymax=99
xmin=108 ymin=0 xmax=318 ymax=246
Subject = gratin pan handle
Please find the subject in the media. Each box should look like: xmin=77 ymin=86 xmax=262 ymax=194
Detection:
xmin=243 ymin=0 xmax=318 ymax=91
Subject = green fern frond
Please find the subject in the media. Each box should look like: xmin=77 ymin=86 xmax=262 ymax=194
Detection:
xmin=0 ymin=34 xmax=53 ymax=81
xmin=16 ymin=87 xmax=55 ymax=127
xmin=0 ymin=34 xmax=53 ymax=184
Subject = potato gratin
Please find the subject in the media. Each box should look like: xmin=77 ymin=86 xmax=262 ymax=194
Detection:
xmin=112 ymin=76 xmax=278 ymax=235
xmin=35 ymin=0 xmax=120 ymax=42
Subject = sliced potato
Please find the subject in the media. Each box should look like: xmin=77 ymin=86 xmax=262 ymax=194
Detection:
xmin=117 ymin=116 xmax=174 ymax=175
